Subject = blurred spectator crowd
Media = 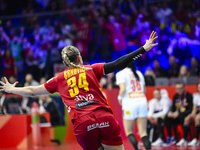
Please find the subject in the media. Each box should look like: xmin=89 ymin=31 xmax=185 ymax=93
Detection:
xmin=0 ymin=0 xmax=200 ymax=86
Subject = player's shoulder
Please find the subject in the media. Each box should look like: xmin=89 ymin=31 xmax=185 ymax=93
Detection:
xmin=50 ymin=71 xmax=65 ymax=82
xmin=193 ymin=92 xmax=200 ymax=97
xmin=117 ymin=68 xmax=130 ymax=75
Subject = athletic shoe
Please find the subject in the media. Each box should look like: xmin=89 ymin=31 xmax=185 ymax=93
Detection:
xmin=163 ymin=137 xmax=176 ymax=146
xmin=176 ymin=138 xmax=187 ymax=146
xmin=188 ymin=138 xmax=200 ymax=146
xmin=151 ymin=138 xmax=164 ymax=146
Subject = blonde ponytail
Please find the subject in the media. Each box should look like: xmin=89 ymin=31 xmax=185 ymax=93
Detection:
xmin=61 ymin=45 xmax=91 ymax=70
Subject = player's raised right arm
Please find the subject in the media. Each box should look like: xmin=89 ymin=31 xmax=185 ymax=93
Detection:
xmin=103 ymin=31 xmax=158 ymax=75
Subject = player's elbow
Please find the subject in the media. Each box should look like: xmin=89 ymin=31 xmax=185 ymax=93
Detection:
xmin=29 ymin=88 xmax=37 ymax=97
xmin=29 ymin=90 xmax=36 ymax=97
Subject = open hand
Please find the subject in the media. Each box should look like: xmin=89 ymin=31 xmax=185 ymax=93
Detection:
xmin=143 ymin=31 xmax=158 ymax=51
xmin=0 ymin=77 xmax=18 ymax=93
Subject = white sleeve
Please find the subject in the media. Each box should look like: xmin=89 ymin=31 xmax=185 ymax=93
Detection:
xmin=193 ymin=94 xmax=197 ymax=105
xmin=152 ymin=98 xmax=171 ymax=118
xmin=136 ymin=71 xmax=145 ymax=85
xmin=116 ymin=71 xmax=125 ymax=85
xmin=148 ymin=100 xmax=155 ymax=117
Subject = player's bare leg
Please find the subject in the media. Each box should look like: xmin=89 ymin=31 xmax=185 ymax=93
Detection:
xmin=137 ymin=117 xmax=151 ymax=150
xmin=123 ymin=119 xmax=135 ymax=136
xmin=123 ymin=119 xmax=139 ymax=150
xmin=101 ymin=143 xmax=125 ymax=150
xmin=137 ymin=117 xmax=147 ymax=137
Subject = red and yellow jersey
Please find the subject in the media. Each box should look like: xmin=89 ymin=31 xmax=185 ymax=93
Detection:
xmin=44 ymin=63 xmax=112 ymax=121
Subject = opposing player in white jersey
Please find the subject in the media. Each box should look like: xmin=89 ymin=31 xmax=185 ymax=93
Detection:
xmin=116 ymin=62 xmax=151 ymax=150
xmin=148 ymin=89 xmax=171 ymax=146
xmin=187 ymin=83 xmax=200 ymax=146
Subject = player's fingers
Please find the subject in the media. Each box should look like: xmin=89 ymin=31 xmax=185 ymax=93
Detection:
xmin=13 ymin=81 xmax=18 ymax=87
xmin=152 ymin=36 xmax=158 ymax=43
xmin=152 ymin=31 xmax=157 ymax=39
xmin=152 ymin=43 xmax=158 ymax=46
xmin=4 ymin=77 xmax=8 ymax=83
xmin=0 ymin=86 xmax=3 ymax=88
xmin=150 ymin=31 xmax=154 ymax=39
xmin=0 ymin=81 xmax=5 ymax=85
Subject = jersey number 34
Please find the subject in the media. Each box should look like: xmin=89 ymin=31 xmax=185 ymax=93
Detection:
xmin=67 ymin=72 xmax=89 ymax=97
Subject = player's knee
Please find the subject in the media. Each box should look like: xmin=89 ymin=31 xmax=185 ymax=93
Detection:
xmin=184 ymin=115 xmax=191 ymax=124
xmin=195 ymin=115 xmax=200 ymax=123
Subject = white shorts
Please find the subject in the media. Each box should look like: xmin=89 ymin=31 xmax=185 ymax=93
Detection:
xmin=122 ymin=97 xmax=148 ymax=120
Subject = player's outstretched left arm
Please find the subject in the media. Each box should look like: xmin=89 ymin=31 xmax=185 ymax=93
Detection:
xmin=0 ymin=77 xmax=50 ymax=97
xmin=103 ymin=31 xmax=158 ymax=74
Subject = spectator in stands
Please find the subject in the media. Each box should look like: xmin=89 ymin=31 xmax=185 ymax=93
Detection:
xmin=189 ymin=57 xmax=200 ymax=76
xmin=0 ymin=26 xmax=10 ymax=49
xmin=144 ymin=69 xmax=155 ymax=86
xmin=168 ymin=55 xmax=180 ymax=78
xmin=167 ymin=31 xmax=199 ymax=65
xmin=176 ymin=83 xmax=200 ymax=146
xmin=101 ymin=15 xmax=127 ymax=61
xmin=164 ymin=82 xmax=193 ymax=146
xmin=154 ymin=2 xmax=173 ymax=24
xmin=4 ymin=20 xmax=13 ymax=38
xmin=40 ymin=77 xmax=46 ymax=85
xmin=39 ymin=19 xmax=52 ymax=35
xmin=0 ymin=91 xmax=7 ymax=114
xmin=21 ymin=96 xmax=39 ymax=114
xmin=67 ymin=8 xmax=93 ymax=59
xmin=179 ymin=65 xmax=190 ymax=84
xmin=24 ymin=73 xmax=39 ymax=87
xmin=22 ymin=37 xmax=32 ymax=54
xmin=53 ymin=20 xmax=62 ymax=34
xmin=20 ymin=73 xmax=39 ymax=113
xmin=189 ymin=17 xmax=200 ymax=40
xmin=2 ymin=49 xmax=17 ymax=78
xmin=25 ymin=50 xmax=40 ymax=80
xmin=148 ymin=89 xmax=171 ymax=146
xmin=9 ymin=35 xmax=24 ymax=77
xmin=57 ymin=34 xmax=72 ymax=50
xmin=0 ymin=0 xmax=200 ymax=83
xmin=39 ymin=95 xmax=61 ymax=126
xmin=4 ymin=96 xmax=22 ymax=114
xmin=8 ymin=75 xmax=22 ymax=87
xmin=46 ymin=27 xmax=58 ymax=42
xmin=93 ymin=17 xmax=110 ymax=61
xmin=153 ymin=60 xmax=167 ymax=77
xmin=174 ymin=1 xmax=188 ymax=24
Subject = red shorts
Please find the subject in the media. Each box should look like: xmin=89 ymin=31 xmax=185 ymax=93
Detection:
xmin=73 ymin=109 xmax=123 ymax=150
